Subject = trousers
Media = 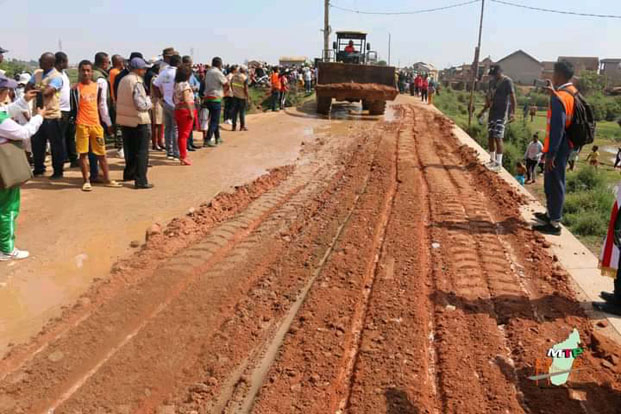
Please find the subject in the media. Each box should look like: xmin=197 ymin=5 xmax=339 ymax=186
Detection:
xmin=271 ymin=90 xmax=281 ymax=111
xmin=175 ymin=108 xmax=193 ymax=160
xmin=163 ymin=103 xmax=179 ymax=158
xmin=544 ymin=138 xmax=571 ymax=223
xmin=205 ymin=101 xmax=222 ymax=142
xmin=232 ymin=98 xmax=247 ymax=129
xmin=61 ymin=111 xmax=77 ymax=163
xmin=0 ymin=187 xmax=20 ymax=254
xmin=122 ymin=125 xmax=150 ymax=187
xmin=31 ymin=118 xmax=66 ymax=175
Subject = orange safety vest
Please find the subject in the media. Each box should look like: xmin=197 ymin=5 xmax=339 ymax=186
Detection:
xmin=543 ymin=84 xmax=577 ymax=153
xmin=271 ymin=73 xmax=281 ymax=91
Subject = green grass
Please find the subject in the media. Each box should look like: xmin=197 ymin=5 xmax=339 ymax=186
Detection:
xmin=247 ymin=86 xmax=314 ymax=113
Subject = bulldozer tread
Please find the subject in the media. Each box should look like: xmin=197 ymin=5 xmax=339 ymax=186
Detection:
xmin=368 ymin=100 xmax=386 ymax=115
xmin=316 ymin=97 xmax=332 ymax=115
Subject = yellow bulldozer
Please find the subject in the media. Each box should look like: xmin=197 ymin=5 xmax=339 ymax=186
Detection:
xmin=316 ymin=31 xmax=398 ymax=115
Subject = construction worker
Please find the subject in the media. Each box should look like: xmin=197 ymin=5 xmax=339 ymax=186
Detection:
xmin=344 ymin=40 xmax=355 ymax=54
xmin=533 ymin=60 xmax=577 ymax=236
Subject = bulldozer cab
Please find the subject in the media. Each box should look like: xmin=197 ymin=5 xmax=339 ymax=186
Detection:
xmin=333 ymin=31 xmax=371 ymax=65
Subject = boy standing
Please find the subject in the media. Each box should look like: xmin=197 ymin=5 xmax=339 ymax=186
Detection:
xmin=72 ymin=60 xmax=121 ymax=191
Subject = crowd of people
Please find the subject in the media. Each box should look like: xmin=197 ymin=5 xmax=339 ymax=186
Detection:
xmin=397 ymin=70 xmax=439 ymax=105
xmin=0 ymin=45 xmax=318 ymax=262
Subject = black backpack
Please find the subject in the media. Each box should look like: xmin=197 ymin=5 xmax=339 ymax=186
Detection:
xmin=560 ymin=88 xmax=596 ymax=148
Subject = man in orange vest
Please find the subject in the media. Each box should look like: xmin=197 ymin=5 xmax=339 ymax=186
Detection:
xmin=270 ymin=67 xmax=281 ymax=112
xmin=533 ymin=60 xmax=576 ymax=236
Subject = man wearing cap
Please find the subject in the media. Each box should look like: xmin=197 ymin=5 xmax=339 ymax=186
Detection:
xmin=0 ymin=75 xmax=47 ymax=260
xmin=116 ymin=57 xmax=153 ymax=189
xmin=160 ymin=47 xmax=174 ymax=71
xmin=478 ymin=64 xmax=516 ymax=172
xmin=27 ymin=52 xmax=66 ymax=179
xmin=153 ymin=54 xmax=180 ymax=159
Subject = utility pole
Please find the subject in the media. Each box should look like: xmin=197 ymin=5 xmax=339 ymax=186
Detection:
xmin=323 ymin=0 xmax=330 ymax=61
xmin=467 ymin=0 xmax=486 ymax=130
xmin=58 ymin=38 xmax=62 ymax=52
xmin=388 ymin=33 xmax=391 ymax=66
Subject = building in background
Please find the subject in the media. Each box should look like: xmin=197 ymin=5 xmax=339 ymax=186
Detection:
xmin=557 ymin=56 xmax=599 ymax=75
xmin=279 ymin=56 xmax=308 ymax=67
xmin=494 ymin=50 xmax=542 ymax=85
xmin=600 ymin=58 xmax=621 ymax=87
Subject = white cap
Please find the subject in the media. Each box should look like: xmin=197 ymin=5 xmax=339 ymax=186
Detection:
xmin=18 ymin=72 xmax=31 ymax=85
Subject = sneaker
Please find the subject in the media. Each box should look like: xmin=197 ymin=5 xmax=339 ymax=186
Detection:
xmin=593 ymin=301 xmax=621 ymax=316
xmin=0 ymin=248 xmax=30 ymax=261
xmin=216 ymin=138 xmax=223 ymax=144
xmin=49 ymin=173 xmax=64 ymax=180
xmin=533 ymin=222 xmax=561 ymax=236
xmin=224 ymin=119 xmax=232 ymax=125
xmin=534 ymin=212 xmax=551 ymax=224
xmin=600 ymin=292 xmax=621 ymax=306
xmin=488 ymin=163 xmax=501 ymax=172
xmin=167 ymin=155 xmax=175 ymax=160
xmin=117 ymin=149 xmax=125 ymax=159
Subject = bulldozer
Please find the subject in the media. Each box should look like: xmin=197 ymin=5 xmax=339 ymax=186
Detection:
xmin=315 ymin=31 xmax=398 ymax=115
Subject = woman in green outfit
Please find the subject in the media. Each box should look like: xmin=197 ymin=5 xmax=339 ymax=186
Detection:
xmin=0 ymin=75 xmax=46 ymax=261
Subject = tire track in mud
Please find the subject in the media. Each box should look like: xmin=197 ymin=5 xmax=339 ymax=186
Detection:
xmin=346 ymin=105 xmax=440 ymax=414
xmin=0 ymin=131 xmax=375 ymax=414
xmin=418 ymin=108 xmax=621 ymax=414
xmin=250 ymin=118 xmax=400 ymax=414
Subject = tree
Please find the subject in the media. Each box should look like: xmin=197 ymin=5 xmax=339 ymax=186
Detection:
xmin=576 ymin=70 xmax=605 ymax=95
xmin=377 ymin=60 xmax=387 ymax=66
xmin=0 ymin=59 xmax=33 ymax=78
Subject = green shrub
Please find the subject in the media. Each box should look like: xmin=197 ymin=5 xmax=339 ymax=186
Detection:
xmin=564 ymin=210 xmax=610 ymax=237
xmin=566 ymin=167 xmax=607 ymax=192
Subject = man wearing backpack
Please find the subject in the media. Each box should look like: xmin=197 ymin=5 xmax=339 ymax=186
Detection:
xmin=534 ymin=60 xmax=587 ymax=235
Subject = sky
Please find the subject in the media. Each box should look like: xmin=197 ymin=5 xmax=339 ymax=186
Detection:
xmin=2 ymin=0 xmax=621 ymax=69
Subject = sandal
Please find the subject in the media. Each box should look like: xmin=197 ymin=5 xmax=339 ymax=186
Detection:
xmin=82 ymin=182 xmax=93 ymax=192
xmin=105 ymin=180 xmax=123 ymax=188
xmin=180 ymin=158 xmax=192 ymax=166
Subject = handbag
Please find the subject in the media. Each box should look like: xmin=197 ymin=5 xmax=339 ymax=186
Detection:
xmin=0 ymin=140 xmax=33 ymax=189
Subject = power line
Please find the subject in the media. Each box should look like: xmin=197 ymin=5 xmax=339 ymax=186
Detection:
xmin=490 ymin=0 xmax=621 ymax=19
xmin=329 ymin=0 xmax=480 ymax=16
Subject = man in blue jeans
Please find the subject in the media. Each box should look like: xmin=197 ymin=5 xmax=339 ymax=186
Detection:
xmin=533 ymin=61 xmax=577 ymax=236
xmin=202 ymin=57 xmax=229 ymax=147
xmin=153 ymin=54 xmax=180 ymax=159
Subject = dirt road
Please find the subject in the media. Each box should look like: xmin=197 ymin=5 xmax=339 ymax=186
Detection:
xmin=0 ymin=97 xmax=620 ymax=413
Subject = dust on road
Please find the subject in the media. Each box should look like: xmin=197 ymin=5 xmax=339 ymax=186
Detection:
xmin=0 ymin=98 xmax=619 ymax=413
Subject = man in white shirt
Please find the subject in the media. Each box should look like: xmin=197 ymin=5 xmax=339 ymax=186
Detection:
xmin=524 ymin=133 xmax=543 ymax=184
xmin=55 ymin=52 xmax=78 ymax=168
xmin=153 ymin=54 xmax=180 ymax=159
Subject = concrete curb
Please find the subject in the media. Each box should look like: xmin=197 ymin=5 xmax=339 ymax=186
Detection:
xmin=424 ymin=102 xmax=621 ymax=342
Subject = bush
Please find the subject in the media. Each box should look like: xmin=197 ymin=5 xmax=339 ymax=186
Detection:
xmin=563 ymin=168 xmax=614 ymax=239
xmin=564 ymin=210 xmax=610 ymax=237
xmin=566 ymin=166 xmax=607 ymax=192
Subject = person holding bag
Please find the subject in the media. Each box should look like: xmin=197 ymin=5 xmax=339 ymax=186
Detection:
xmin=0 ymin=75 xmax=47 ymax=261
